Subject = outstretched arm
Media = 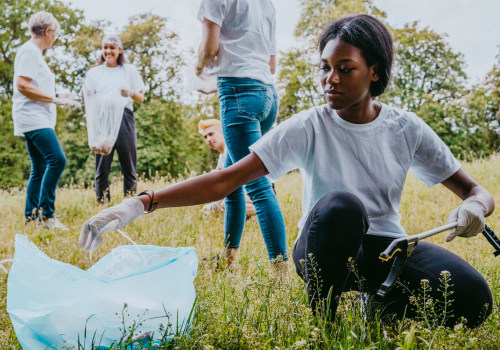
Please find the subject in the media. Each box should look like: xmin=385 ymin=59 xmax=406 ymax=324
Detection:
xmin=139 ymin=153 xmax=268 ymax=209
xmin=79 ymin=153 xmax=269 ymax=251
xmin=441 ymin=168 xmax=495 ymax=241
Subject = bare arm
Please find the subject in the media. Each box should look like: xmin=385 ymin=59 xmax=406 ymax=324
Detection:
xmin=269 ymin=55 xmax=276 ymax=75
xmin=17 ymin=76 xmax=54 ymax=103
xmin=441 ymin=168 xmax=494 ymax=216
xmin=196 ymin=18 xmax=221 ymax=74
xmin=138 ymin=152 xmax=269 ymax=209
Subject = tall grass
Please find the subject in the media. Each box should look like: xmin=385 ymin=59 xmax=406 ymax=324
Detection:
xmin=0 ymin=155 xmax=499 ymax=349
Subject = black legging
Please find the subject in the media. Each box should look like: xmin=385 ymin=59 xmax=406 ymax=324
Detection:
xmin=292 ymin=192 xmax=493 ymax=328
xmin=95 ymin=108 xmax=137 ymax=202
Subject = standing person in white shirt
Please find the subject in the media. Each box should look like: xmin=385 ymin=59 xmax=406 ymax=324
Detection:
xmin=194 ymin=0 xmax=287 ymax=266
xmin=80 ymin=14 xmax=494 ymax=328
xmin=12 ymin=11 xmax=80 ymax=230
xmin=83 ymin=35 xmax=147 ymax=203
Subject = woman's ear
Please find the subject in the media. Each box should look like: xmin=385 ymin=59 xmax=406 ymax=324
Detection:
xmin=370 ymin=64 xmax=380 ymax=82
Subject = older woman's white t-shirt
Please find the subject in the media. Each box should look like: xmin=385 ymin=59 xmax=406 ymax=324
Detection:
xmin=84 ymin=64 xmax=146 ymax=111
xmin=12 ymin=41 xmax=56 ymax=136
xmin=250 ymin=103 xmax=461 ymax=239
xmin=197 ymin=0 xmax=276 ymax=84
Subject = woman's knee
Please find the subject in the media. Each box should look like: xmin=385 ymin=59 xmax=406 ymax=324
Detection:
xmin=453 ymin=270 xmax=493 ymax=328
xmin=51 ymin=152 xmax=66 ymax=170
xmin=314 ymin=192 xmax=368 ymax=228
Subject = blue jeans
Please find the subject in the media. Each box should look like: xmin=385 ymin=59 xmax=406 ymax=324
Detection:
xmin=218 ymin=77 xmax=287 ymax=261
xmin=24 ymin=128 xmax=66 ymax=220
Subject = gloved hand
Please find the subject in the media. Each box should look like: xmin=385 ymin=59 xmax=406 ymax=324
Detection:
xmin=202 ymin=201 xmax=222 ymax=213
xmin=446 ymin=196 xmax=488 ymax=242
xmin=52 ymin=97 xmax=81 ymax=108
xmin=80 ymin=85 xmax=94 ymax=100
xmin=197 ymin=74 xmax=217 ymax=94
xmin=120 ymin=87 xmax=135 ymax=98
xmin=79 ymin=198 xmax=144 ymax=252
xmin=185 ymin=63 xmax=217 ymax=94
xmin=56 ymin=92 xmax=77 ymax=100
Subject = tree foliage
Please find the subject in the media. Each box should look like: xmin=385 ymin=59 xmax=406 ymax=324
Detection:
xmin=121 ymin=13 xmax=186 ymax=101
xmin=0 ymin=0 xmax=86 ymax=97
xmin=384 ymin=22 xmax=467 ymax=111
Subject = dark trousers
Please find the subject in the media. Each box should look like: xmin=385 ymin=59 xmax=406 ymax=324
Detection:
xmin=95 ymin=108 xmax=137 ymax=202
xmin=24 ymin=128 xmax=66 ymax=220
xmin=292 ymin=192 xmax=493 ymax=328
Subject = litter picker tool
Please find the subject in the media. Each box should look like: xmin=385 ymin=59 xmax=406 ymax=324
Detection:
xmin=377 ymin=223 xmax=500 ymax=297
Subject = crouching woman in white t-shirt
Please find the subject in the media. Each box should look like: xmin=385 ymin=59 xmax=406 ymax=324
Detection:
xmin=79 ymin=15 xmax=494 ymax=328
xmin=13 ymin=11 xmax=80 ymax=230
xmin=83 ymin=35 xmax=147 ymax=203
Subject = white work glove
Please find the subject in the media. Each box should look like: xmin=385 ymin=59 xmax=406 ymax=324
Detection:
xmin=52 ymin=97 xmax=81 ymax=108
xmin=79 ymin=198 xmax=144 ymax=252
xmin=120 ymin=87 xmax=135 ymax=98
xmin=202 ymin=201 xmax=222 ymax=213
xmin=80 ymin=85 xmax=95 ymax=100
xmin=446 ymin=196 xmax=488 ymax=242
xmin=56 ymin=92 xmax=77 ymax=100
xmin=184 ymin=63 xmax=217 ymax=94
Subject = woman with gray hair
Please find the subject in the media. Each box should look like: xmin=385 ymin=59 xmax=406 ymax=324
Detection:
xmin=12 ymin=11 xmax=80 ymax=230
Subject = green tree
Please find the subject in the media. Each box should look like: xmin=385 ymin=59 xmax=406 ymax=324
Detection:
xmin=383 ymin=22 xmax=467 ymax=111
xmin=121 ymin=13 xmax=185 ymax=101
xmin=0 ymin=0 xmax=86 ymax=98
xmin=295 ymin=0 xmax=386 ymax=43
xmin=462 ymin=50 xmax=500 ymax=155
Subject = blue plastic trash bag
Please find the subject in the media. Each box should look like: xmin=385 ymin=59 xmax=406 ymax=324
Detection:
xmin=7 ymin=234 xmax=198 ymax=350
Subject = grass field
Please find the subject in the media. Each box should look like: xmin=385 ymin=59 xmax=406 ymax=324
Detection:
xmin=0 ymin=155 xmax=499 ymax=349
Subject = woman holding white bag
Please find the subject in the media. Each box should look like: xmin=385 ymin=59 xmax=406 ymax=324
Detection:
xmin=83 ymin=34 xmax=147 ymax=203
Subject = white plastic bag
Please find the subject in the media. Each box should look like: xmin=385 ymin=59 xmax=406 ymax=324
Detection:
xmin=7 ymin=235 xmax=198 ymax=350
xmin=84 ymin=88 xmax=128 ymax=155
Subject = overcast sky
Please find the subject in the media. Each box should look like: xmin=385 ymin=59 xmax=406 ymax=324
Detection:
xmin=66 ymin=0 xmax=500 ymax=83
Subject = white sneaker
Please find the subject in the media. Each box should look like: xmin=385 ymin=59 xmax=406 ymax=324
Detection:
xmin=38 ymin=217 xmax=69 ymax=231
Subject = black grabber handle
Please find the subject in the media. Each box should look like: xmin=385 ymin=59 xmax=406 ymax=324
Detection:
xmin=376 ymin=223 xmax=499 ymax=298
xmin=482 ymin=225 xmax=500 ymax=257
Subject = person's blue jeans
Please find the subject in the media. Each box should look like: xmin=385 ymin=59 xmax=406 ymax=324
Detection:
xmin=218 ymin=77 xmax=288 ymax=261
xmin=24 ymin=128 xmax=66 ymax=220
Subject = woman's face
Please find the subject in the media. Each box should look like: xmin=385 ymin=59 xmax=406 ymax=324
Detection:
xmin=44 ymin=27 xmax=58 ymax=49
xmin=102 ymin=43 xmax=122 ymax=67
xmin=319 ymin=38 xmax=378 ymax=111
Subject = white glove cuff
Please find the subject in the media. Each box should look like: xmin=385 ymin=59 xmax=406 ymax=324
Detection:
xmin=463 ymin=195 xmax=488 ymax=215
xmin=123 ymin=198 xmax=145 ymax=220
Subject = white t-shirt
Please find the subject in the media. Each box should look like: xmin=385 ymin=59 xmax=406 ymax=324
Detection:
xmin=217 ymin=147 xmax=228 ymax=170
xmin=84 ymin=64 xmax=146 ymax=111
xmin=12 ymin=41 xmax=56 ymax=136
xmin=250 ymin=103 xmax=461 ymax=239
xmin=197 ymin=0 xmax=276 ymax=84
